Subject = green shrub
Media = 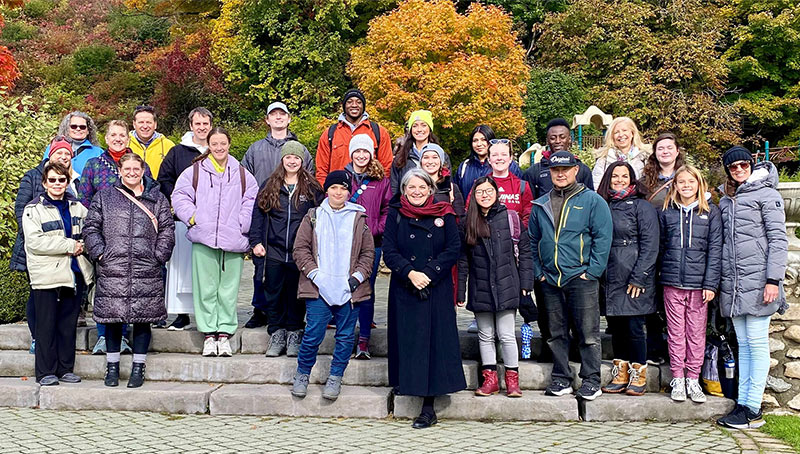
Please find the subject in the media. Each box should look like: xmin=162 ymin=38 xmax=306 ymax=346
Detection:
xmin=0 ymin=261 xmax=28 ymax=324
xmin=290 ymin=106 xmax=332 ymax=157
xmin=22 ymin=0 xmax=55 ymax=19
xmin=779 ymin=167 xmax=800 ymax=183
xmin=1 ymin=20 xmax=37 ymax=42
xmin=108 ymin=8 xmax=170 ymax=44
xmin=521 ymin=67 xmax=587 ymax=146
xmin=73 ymin=45 xmax=116 ymax=76
xmin=225 ymin=124 xmax=268 ymax=162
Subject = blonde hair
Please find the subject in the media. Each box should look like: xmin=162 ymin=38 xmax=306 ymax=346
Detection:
xmin=596 ymin=117 xmax=645 ymax=159
xmin=663 ymin=165 xmax=709 ymax=214
xmin=106 ymin=120 xmax=129 ymax=135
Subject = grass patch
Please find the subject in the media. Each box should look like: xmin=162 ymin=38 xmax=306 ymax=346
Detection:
xmin=761 ymin=414 xmax=800 ymax=452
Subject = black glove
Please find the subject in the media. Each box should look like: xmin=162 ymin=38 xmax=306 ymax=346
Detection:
xmin=348 ymin=276 xmax=360 ymax=292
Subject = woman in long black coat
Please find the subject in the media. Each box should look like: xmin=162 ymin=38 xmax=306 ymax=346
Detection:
xmin=596 ymin=162 xmax=659 ymax=396
xmin=383 ymin=168 xmax=465 ymax=429
xmin=84 ymin=153 xmax=175 ymax=389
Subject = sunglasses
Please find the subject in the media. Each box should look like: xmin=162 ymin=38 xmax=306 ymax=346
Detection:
xmin=69 ymin=124 xmax=88 ymax=130
xmin=47 ymin=177 xmax=67 ymax=184
xmin=489 ymin=139 xmax=511 ymax=145
xmin=727 ymin=161 xmax=750 ymax=172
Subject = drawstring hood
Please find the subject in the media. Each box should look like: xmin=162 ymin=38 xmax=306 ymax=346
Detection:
xmin=678 ymin=200 xmax=699 ymax=248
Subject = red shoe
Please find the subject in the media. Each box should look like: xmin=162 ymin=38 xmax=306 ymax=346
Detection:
xmin=475 ymin=369 xmax=499 ymax=396
xmin=505 ymin=369 xmax=522 ymax=397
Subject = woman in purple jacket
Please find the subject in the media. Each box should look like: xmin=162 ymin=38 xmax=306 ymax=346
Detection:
xmin=171 ymin=127 xmax=259 ymax=357
xmin=345 ymin=134 xmax=391 ymax=359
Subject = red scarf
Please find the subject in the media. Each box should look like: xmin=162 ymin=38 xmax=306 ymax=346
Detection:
xmin=399 ymin=194 xmax=456 ymax=218
xmin=108 ymin=147 xmax=131 ymax=163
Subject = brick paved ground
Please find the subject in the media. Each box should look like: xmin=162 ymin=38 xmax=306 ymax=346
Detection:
xmin=0 ymin=407 xmax=772 ymax=454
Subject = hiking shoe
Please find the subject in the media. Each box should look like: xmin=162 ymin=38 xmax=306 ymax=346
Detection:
xmin=670 ymin=377 xmax=686 ymax=402
xmin=244 ymin=309 xmax=268 ymax=329
xmin=520 ymin=323 xmax=533 ymax=360
xmin=120 ymin=337 xmax=133 ymax=354
xmin=745 ymin=407 xmax=765 ymax=429
xmin=322 ymin=375 xmax=343 ymax=401
xmin=168 ymin=314 xmax=190 ymax=331
xmin=202 ymin=336 xmax=217 ymax=357
xmin=92 ymin=336 xmax=107 ymax=355
xmin=217 ymin=336 xmax=232 ymax=357
xmin=291 ymin=372 xmax=310 ymax=398
xmin=29 ymin=339 xmax=35 ymax=355
xmin=355 ymin=338 xmax=371 ymax=360
xmin=544 ymin=380 xmax=573 ymax=396
xmin=717 ymin=404 xmax=748 ymax=429
xmin=59 ymin=372 xmax=81 ymax=383
xmin=286 ymin=330 xmax=303 ymax=357
xmin=467 ymin=319 xmax=478 ymax=334
xmin=266 ymin=329 xmax=287 ymax=357
xmin=39 ymin=375 xmax=59 ymax=386
xmin=576 ymin=381 xmax=602 ymax=401
xmin=686 ymin=378 xmax=706 ymax=403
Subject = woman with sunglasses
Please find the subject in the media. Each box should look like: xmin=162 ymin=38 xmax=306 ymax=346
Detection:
xmin=390 ymin=110 xmax=451 ymax=195
xmin=42 ymin=112 xmax=104 ymax=176
xmin=716 ymin=147 xmax=787 ymax=430
xmin=22 ymin=162 xmax=93 ymax=386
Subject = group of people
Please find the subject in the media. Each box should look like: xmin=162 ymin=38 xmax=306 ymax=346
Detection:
xmin=11 ymin=88 xmax=787 ymax=431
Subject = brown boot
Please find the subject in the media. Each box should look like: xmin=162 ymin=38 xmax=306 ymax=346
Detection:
xmin=475 ymin=369 xmax=500 ymax=396
xmin=601 ymin=359 xmax=629 ymax=393
xmin=505 ymin=369 xmax=522 ymax=398
xmin=625 ymin=363 xmax=647 ymax=396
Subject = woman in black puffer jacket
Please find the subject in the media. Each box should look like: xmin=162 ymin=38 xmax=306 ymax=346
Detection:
xmin=457 ymin=176 xmax=534 ymax=399
xmin=84 ymin=153 xmax=175 ymax=389
xmin=597 ymin=162 xmax=659 ymax=397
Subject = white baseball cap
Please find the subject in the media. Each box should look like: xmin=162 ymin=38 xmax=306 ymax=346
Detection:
xmin=267 ymin=102 xmax=289 ymax=115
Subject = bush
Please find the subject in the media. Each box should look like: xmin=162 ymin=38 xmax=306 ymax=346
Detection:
xmin=108 ymin=8 xmax=170 ymax=44
xmin=0 ymin=261 xmax=28 ymax=324
xmin=1 ymin=20 xmax=37 ymax=42
xmin=522 ymin=67 xmax=586 ymax=146
xmin=73 ymin=44 xmax=116 ymax=76
xmin=22 ymin=0 xmax=55 ymax=19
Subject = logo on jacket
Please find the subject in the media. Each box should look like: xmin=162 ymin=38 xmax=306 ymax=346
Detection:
xmin=434 ymin=218 xmax=444 ymax=227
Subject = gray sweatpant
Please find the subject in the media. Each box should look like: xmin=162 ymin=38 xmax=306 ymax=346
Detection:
xmin=476 ymin=310 xmax=518 ymax=368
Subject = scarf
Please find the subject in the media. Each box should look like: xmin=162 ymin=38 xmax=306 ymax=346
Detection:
xmin=108 ymin=147 xmax=129 ymax=163
xmin=399 ymin=194 xmax=455 ymax=218
xmin=610 ymin=184 xmax=636 ymax=200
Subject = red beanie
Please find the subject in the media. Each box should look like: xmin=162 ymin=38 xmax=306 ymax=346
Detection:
xmin=49 ymin=137 xmax=73 ymax=158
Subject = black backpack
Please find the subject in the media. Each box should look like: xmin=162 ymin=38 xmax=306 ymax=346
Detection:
xmin=327 ymin=121 xmax=381 ymax=153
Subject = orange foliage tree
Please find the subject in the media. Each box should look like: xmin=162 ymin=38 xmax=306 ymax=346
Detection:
xmin=0 ymin=14 xmax=21 ymax=91
xmin=348 ymin=0 xmax=529 ymax=156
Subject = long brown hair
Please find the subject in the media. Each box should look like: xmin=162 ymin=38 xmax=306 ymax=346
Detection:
xmin=393 ymin=130 xmax=440 ymax=169
xmin=642 ymin=132 xmax=685 ymax=190
xmin=465 ymin=176 xmax=497 ymax=246
xmin=257 ymin=160 xmax=321 ymax=212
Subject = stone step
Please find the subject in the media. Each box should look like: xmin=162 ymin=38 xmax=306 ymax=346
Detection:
xmin=393 ymin=391 xmax=580 ymax=421
xmin=88 ymin=328 xmax=243 ymax=354
xmin=580 ymin=393 xmax=735 ymax=421
xmin=209 ymin=383 xmax=391 ymax=418
xmin=0 ymin=377 xmax=38 ymax=408
xmin=0 ymin=324 xmax=91 ymax=351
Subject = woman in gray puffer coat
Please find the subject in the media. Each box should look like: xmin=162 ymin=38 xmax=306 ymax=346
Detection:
xmin=716 ymin=147 xmax=787 ymax=431
xmin=84 ymin=153 xmax=175 ymax=389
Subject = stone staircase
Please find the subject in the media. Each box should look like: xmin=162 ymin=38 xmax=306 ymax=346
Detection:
xmin=0 ymin=323 xmax=734 ymax=421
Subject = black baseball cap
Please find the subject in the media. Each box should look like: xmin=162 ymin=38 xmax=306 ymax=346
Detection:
xmin=548 ymin=151 xmax=578 ymax=167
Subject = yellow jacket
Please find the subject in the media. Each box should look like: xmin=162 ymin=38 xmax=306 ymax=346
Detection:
xmin=129 ymin=132 xmax=175 ymax=179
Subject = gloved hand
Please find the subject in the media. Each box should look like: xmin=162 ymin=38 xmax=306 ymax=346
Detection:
xmin=348 ymin=276 xmax=360 ymax=292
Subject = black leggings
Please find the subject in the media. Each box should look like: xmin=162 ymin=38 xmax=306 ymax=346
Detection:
xmin=607 ymin=315 xmax=647 ymax=364
xmin=105 ymin=323 xmax=152 ymax=355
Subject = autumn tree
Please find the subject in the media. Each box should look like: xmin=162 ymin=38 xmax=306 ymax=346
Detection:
xmin=0 ymin=14 xmax=20 ymax=91
xmin=348 ymin=0 xmax=529 ymax=156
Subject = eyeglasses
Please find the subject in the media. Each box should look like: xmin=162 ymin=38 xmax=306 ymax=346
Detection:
xmin=489 ymin=139 xmax=510 ymax=145
xmin=727 ymin=161 xmax=750 ymax=172
xmin=47 ymin=177 xmax=67 ymax=184
xmin=474 ymin=188 xmax=495 ymax=196
xmin=69 ymin=124 xmax=88 ymax=131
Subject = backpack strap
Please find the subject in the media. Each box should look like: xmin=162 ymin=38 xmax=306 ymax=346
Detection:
xmin=116 ymin=187 xmax=158 ymax=232
xmin=507 ymin=209 xmax=521 ymax=263
xmin=370 ymin=121 xmax=381 ymax=151
xmin=459 ymin=161 xmax=467 ymax=180
xmin=327 ymin=124 xmax=336 ymax=154
xmin=519 ymin=180 xmax=527 ymax=198
xmin=192 ymin=161 xmax=199 ymax=192
xmin=309 ymin=207 xmax=317 ymax=229
xmin=239 ymin=165 xmax=246 ymax=197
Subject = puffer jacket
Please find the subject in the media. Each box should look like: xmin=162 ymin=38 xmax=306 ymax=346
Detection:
xmin=83 ymin=178 xmax=176 ymax=324
xmin=457 ymin=204 xmax=534 ymax=312
xmin=22 ymin=193 xmax=93 ymax=290
xmin=719 ymin=161 xmax=788 ymax=318
xmin=171 ymin=156 xmax=259 ymax=253
xmin=604 ymin=194 xmax=660 ymax=316
xmin=242 ymin=132 xmax=315 ymax=187
xmin=658 ymin=199 xmax=722 ymax=291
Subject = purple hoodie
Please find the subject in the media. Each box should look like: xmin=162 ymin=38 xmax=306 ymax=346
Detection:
xmin=345 ymin=163 xmax=391 ymax=245
xmin=171 ymin=156 xmax=259 ymax=253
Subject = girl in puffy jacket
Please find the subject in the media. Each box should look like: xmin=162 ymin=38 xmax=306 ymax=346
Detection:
xmin=658 ymin=165 xmax=722 ymax=404
xmin=172 ymin=127 xmax=259 ymax=357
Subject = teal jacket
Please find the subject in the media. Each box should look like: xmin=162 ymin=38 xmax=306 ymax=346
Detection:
xmin=528 ymin=185 xmax=613 ymax=287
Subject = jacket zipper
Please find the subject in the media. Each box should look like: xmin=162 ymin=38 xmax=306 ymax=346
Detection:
xmin=579 ymin=233 xmax=584 ymax=264
xmin=554 ymin=194 xmax=577 ymax=287
xmin=213 ymin=170 xmax=222 ymax=248
xmin=730 ymin=198 xmax=739 ymax=315
xmin=285 ymin=186 xmax=293 ymax=261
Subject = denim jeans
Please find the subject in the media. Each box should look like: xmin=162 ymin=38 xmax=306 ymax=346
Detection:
xmin=296 ymin=298 xmax=360 ymax=377
xmin=732 ymin=315 xmax=771 ymax=412
xmin=358 ymin=247 xmax=382 ymax=339
xmin=541 ymin=277 xmax=601 ymax=386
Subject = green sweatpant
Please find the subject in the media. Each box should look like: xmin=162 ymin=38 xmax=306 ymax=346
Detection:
xmin=191 ymin=243 xmax=243 ymax=335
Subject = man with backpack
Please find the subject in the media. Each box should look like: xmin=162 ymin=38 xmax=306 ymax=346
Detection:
xmin=315 ymin=89 xmax=392 ymax=186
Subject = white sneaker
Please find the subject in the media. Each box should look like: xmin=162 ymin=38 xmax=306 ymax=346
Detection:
xmin=217 ymin=337 xmax=232 ymax=357
xmin=686 ymin=378 xmax=706 ymax=403
xmin=670 ymin=377 xmax=686 ymax=402
xmin=202 ymin=336 xmax=217 ymax=357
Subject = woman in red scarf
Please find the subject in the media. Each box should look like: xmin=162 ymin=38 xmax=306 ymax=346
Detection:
xmin=383 ymin=168 xmax=465 ymax=429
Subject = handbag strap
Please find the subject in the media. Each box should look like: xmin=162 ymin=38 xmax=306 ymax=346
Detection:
xmin=116 ymin=187 xmax=158 ymax=232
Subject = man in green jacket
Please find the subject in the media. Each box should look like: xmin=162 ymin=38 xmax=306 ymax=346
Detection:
xmin=528 ymin=151 xmax=612 ymax=401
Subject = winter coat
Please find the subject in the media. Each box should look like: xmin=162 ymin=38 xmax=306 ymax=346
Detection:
xmin=433 ymin=175 xmax=466 ymax=222
xmin=128 ymin=131 xmax=175 ymax=179
xmin=604 ymin=195 xmax=660 ymax=316
xmin=44 ymin=138 xmax=104 ymax=176
xmin=529 ymin=185 xmax=613 ymax=287
xmin=315 ymin=114 xmax=393 ymax=186
xmin=591 ymin=146 xmax=650 ymax=190
xmin=78 ymin=151 xmax=153 ymax=208
xmin=22 ymin=193 xmax=93 ymax=290
xmin=658 ymin=200 xmax=722 ymax=291
xmin=457 ymin=204 xmax=535 ymax=313
xmin=453 ymin=152 xmax=522 ymax=198
xmin=83 ymin=178 xmax=175 ymax=323
xmin=156 ymin=133 xmax=205 ymax=199
xmin=522 ymin=155 xmax=594 ymax=200
xmin=292 ymin=204 xmax=374 ymax=303
xmin=242 ymin=132 xmax=315 ymax=187
xmin=249 ymin=183 xmax=324 ymax=268
xmin=345 ymin=164 xmax=392 ymax=245
xmin=383 ymin=204 xmax=466 ymax=397
xmin=719 ymin=161 xmax=788 ymax=318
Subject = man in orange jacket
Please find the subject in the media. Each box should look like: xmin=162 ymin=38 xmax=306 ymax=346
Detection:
xmin=315 ymin=89 xmax=392 ymax=186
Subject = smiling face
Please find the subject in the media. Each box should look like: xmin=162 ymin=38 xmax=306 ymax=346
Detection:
xmin=404 ymin=176 xmax=431 ymax=206
xmin=105 ymin=125 xmax=129 ymax=153
xmin=728 ymin=160 xmax=752 ymax=184
xmin=420 ymin=151 xmax=442 ymax=176
xmin=550 ymin=165 xmax=578 ymax=189
xmin=191 ymin=114 xmax=212 ymax=142
xmin=675 ymin=170 xmax=699 ymax=203
xmin=266 ymin=109 xmax=290 ymax=131
xmin=610 ymin=165 xmax=631 ymax=192
xmin=351 ymin=149 xmax=371 ymax=171
xmin=120 ymin=157 xmax=144 ymax=189
xmin=49 ymin=148 xmax=72 ymax=168
xmin=655 ymin=138 xmax=678 ymax=168
xmin=282 ymin=154 xmax=302 ymax=174
xmin=327 ymin=184 xmax=349 ymax=209
xmin=472 ymin=132 xmax=489 ymax=158
xmin=546 ymin=126 xmax=572 ymax=153
xmin=344 ymin=97 xmax=364 ymax=122
xmin=474 ymin=181 xmax=496 ymax=210
xmin=488 ymin=143 xmax=511 ymax=174
xmin=43 ymin=168 xmax=68 ymax=199
xmin=612 ymin=122 xmax=634 ymax=151
xmin=133 ymin=111 xmax=156 ymax=142
xmin=68 ymin=116 xmax=89 ymax=142
xmin=411 ymin=120 xmax=430 ymax=144
xmin=208 ymin=132 xmax=230 ymax=165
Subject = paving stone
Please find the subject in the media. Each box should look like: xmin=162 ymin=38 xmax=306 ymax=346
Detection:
xmin=38 ymin=380 xmax=219 ymax=414
xmin=0 ymin=378 xmax=38 ymax=408
xmin=393 ymin=391 xmax=579 ymax=421
xmin=209 ymin=383 xmax=391 ymax=418
xmin=580 ymin=393 xmax=735 ymax=421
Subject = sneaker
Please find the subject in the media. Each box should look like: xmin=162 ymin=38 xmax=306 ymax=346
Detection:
xmin=646 ymin=356 xmax=666 ymax=366
xmin=92 ymin=336 xmax=107 ymax=355
xmin=29 ymin=339 xmax=35 ymax=355
xmin=120 ymin=337 xmax=133 ymax=355
xmin=168 ymin=314 xmax=190 ymax=331
xmin=39 ymin=375 xmax=59 ymax=386
xmin=576 ymin=381 xmax=602 ymax=401
xmin=244 ymin=309 xmax=268 ymax=329
xmin=322 ymin=375 xmax=343 ymax=401
xmin=265 ymin=329 xmax=287 ymax=357
xmin=291 ymin=372 xmax=310 ymax=398
xmin=202 ymin=336 xmax=217 ymax=357
xmin=59 ymin=372 xmax=81 ymax=383
xmin=670 ymin=377 xmax=686 ymax=402
xmin=217 ymin=336 xmax=232 ymax=357
xmin=355 ymin=339 xmax=371 ymax=360
xmin=152 ymin=320 xmax=167 ymax=329
xmin=467 ymin=319 xmax=478 ymax=334
xmin=544 ymin=380 xmax=573 ymax=396
xmin=520 ymin=323 xmax=533 ymax=360
xmin=745 ymin=407 xmax=765 ymax=429
xmin=717 ymin=404 xmax=749 ymax=429
xmin=286 ymin=330 xmax=303 ymax=357
xmin=686 ymin=378 xmax=706 ymax=403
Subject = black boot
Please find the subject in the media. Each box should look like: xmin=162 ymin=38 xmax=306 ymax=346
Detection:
xmin=104 ymin=362 xmax=120 ymax=387
xmin=244 ymin=309 xmax=268 ymax=329
xmin=127 ymin=362 xmax=146 ymax=388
